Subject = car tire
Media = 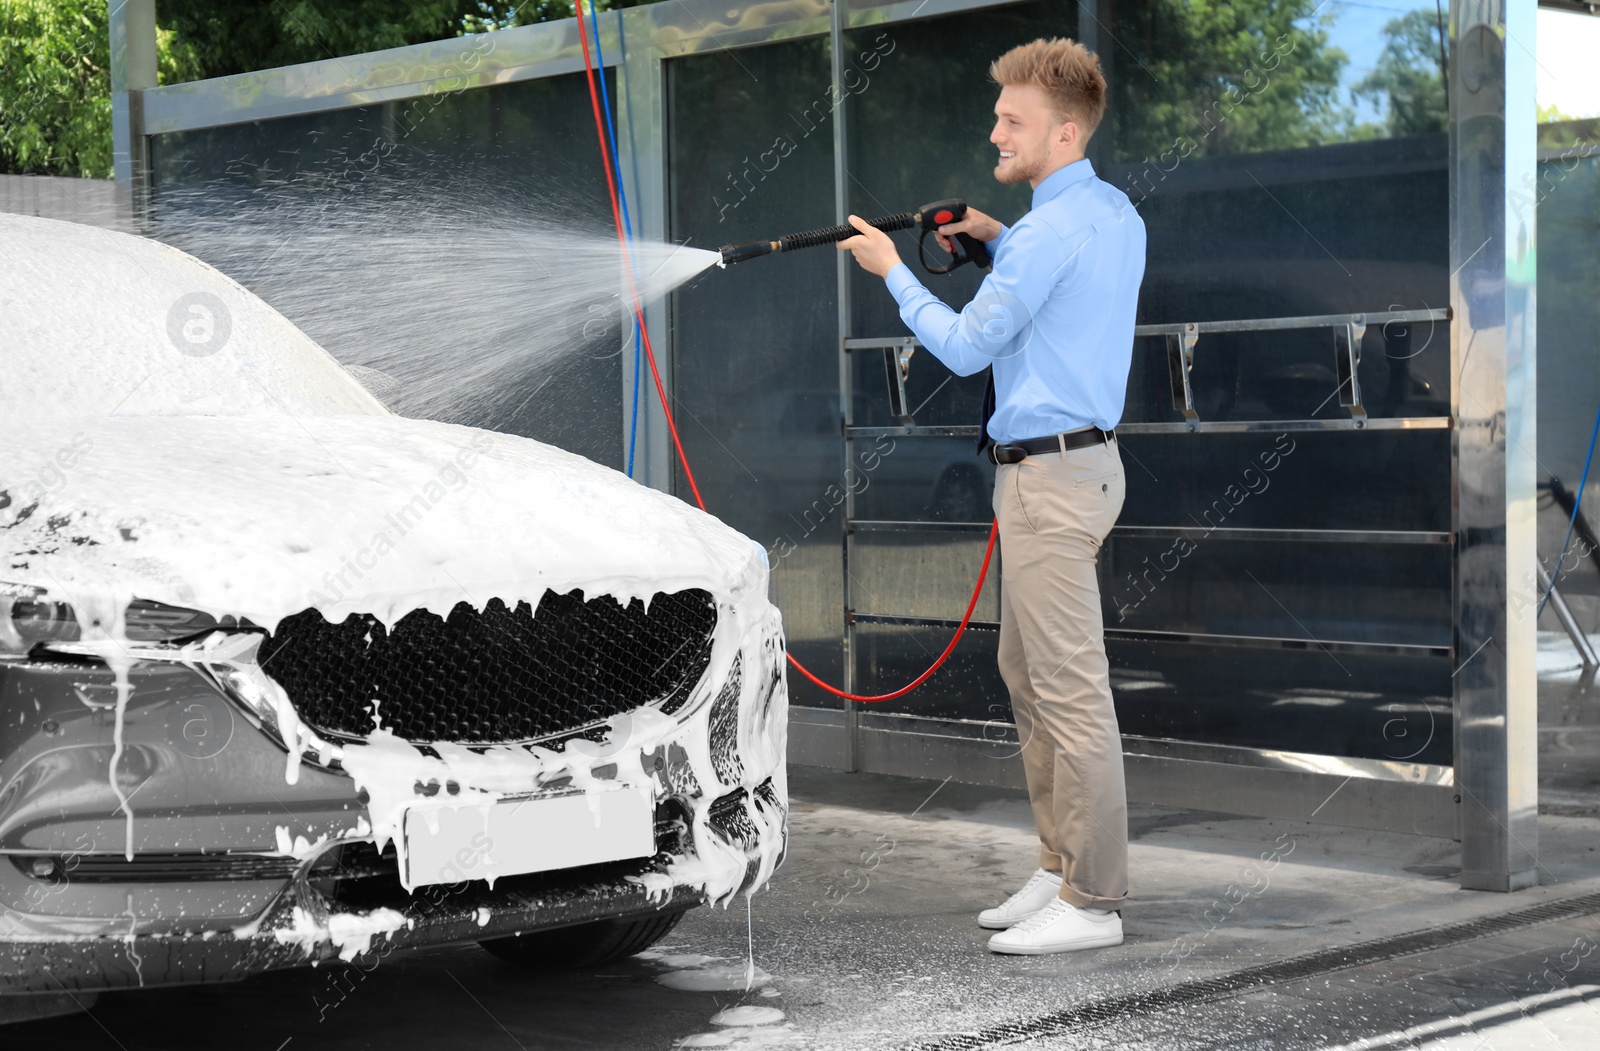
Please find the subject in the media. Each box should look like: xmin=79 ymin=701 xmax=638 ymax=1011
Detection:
xmin=478 ymin=907 xmax=692 ymax=969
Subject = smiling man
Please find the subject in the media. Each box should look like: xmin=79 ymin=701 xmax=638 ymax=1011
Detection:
xmin=838 ymin=37 xmax=1146 ymax=955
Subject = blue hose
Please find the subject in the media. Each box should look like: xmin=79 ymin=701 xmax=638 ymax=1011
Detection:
xmin=617 ymin=14 xmax=645 ymax=480
xmin=1541 ymin=401 xmax=1600 ymax=618
xmin=586 ymin=0 xmax=644 ymax=478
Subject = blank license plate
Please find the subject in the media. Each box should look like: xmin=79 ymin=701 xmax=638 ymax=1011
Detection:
xmin=403 ymin=787 xmax=654 ymax=888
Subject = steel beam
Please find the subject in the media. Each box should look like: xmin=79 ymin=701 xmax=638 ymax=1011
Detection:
xmin=1450 ymin=0 xmax=1540 ymax=892
xmin=108 ymin=0 xmax=156 ymax=225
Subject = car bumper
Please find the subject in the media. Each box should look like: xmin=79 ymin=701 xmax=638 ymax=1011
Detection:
xmin=1 ymin=800 xmax=784 ymax=993
xmin=0 ymin=593 xmax=789 ymax=993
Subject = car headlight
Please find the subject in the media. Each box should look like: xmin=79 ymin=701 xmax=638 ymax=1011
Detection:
xmin=0 ymin=583 xmax=79 ymax=656
xmin=0 ymin=581 xmax=242 ymax=657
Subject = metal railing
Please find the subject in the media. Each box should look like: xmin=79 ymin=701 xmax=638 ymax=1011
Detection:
xmin=839 ymin=306 xmax=1455 ymax=669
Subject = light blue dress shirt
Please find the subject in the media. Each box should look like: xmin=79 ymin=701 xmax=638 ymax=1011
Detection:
xmin=884 ymin=158 xmax=1147 ymax=441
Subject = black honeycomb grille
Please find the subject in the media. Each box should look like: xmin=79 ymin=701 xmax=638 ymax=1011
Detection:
xmin=257 ymin=589 xmax=717 ymax=745
xmin=708 ymin=656 xmax=744 ymax=786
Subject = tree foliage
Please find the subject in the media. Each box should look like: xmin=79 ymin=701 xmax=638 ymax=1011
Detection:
xmin=1109 ymin=0 xmax=1352 ymax=163
xmin=157 ymin=1 xmax=517 ymax=80
xmin=1352 ymin=7 xmax=1448 ymax=138
xmin=0 ymin=0 xmax=198 ymax=176
xmin=0 ymin=0 xmax=649 ymax=177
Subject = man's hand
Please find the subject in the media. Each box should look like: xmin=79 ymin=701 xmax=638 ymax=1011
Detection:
xmin=836 ymin=215 xmax=903 ymax=279
xmin=934 ymin=206 xmax=1002 ymax=254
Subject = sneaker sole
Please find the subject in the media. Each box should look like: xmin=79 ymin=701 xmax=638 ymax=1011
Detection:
xmin=987 ymin=931 xmax=1124 ymax=955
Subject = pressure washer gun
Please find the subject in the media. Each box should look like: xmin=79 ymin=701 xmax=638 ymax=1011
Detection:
xmin=717 ymin=199 xmax=993 ymax=274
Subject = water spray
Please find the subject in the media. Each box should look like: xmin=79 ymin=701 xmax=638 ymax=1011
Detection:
xmin=573 ymin=2 xmax=995 ymax=703
xmin=717 ymin=199 xmax=993 ymax=275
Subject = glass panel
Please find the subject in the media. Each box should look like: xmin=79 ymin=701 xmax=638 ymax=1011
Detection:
xmin=1108 ymin=0 xmax=1449 ymax=160
xmin=1118 ymin=431 xmax=1451 ymax=532
xmin=851 ymin=434 xmax=997 ymax=523
xmin=851 ymin=533 xmax=1000 ymax=623
xmin=1109 ymin=643 xmax=1453 ymax=766
xmin=147 ymin=71 xmax=624 ymax=469
xmin=1104 ymin=537 xmax=1450 ymax=645
xmin=838 ymin=0 xmax=1452 ymax=759
xmin=1536 ymin=121 xmax=1600 ymax=609
xmin=666 ymin=39 xmax=843 ymax=706
xmin=851 ymin=622 xmax=1007 ymax=722
xmin=843 ymin=4 xmax=1049 ymax=346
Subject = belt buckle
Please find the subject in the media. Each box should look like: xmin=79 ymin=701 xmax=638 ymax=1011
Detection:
xmin=990 ymin=444 xmax=1027 ymax=466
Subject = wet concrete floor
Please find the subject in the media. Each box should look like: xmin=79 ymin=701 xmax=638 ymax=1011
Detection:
xmin=12 ymin=634 xmax=1600 ymax=1050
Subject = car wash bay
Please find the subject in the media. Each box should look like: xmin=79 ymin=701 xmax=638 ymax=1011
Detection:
xmin=39 ymin=0 xmax=1598 ymax=1046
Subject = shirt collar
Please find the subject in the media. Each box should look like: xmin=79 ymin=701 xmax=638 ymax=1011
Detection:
xmin=1031 ymin=158 xmax=1096 ymax=210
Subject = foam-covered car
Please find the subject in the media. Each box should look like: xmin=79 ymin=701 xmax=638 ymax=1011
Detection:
xmin=0 ymin=215 xmax=787 ymax=1016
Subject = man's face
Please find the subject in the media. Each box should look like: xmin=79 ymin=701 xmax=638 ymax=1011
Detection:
xmin=990 ymin=83 xmax=1078 ymax=186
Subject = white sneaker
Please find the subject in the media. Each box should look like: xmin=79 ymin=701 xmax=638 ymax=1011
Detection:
xmin=978 ymin=869 xmax=1064 ymax=930
xmin=986 ymin=898 xmax=1123 ymax=955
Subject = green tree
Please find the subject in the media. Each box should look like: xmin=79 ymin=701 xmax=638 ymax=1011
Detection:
xmin=0 ymin=0 xmax=199 ymax=176
xmin=157 ymin=0 xmax=660 ymax=80
xmin=1539 ymin=102 xmax=1578 ymax=124
xmin=0 ymin=0 xmax=657 ymax=177
xmin=1352 ymin=7 xmax=1448 ymax=139
xmin=1110 ymin=0 xmax=1353 ymax=164
xmin=157 ymin=1 xmax=518 ymax=80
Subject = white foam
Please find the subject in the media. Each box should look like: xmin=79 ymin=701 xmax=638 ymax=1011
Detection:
xmin=711 ymin=1006 xmax=786 ymax=1027
xmin=1 ymin=210 xmax=789 ymax=918
xmin=657 ymin=963 xmax=773 ymax=992
xmin=675 ymin=1026 xmax=802 ymax=1048
xmin=2 ymin=214 xmax=385 ymax=420
xmin=272 ymin=905 xmax=409 ymax=963
xmin=639 ymin=952 xmax=724 ymax=968
xmin=0 ymin=413 xmax=762 ymax=636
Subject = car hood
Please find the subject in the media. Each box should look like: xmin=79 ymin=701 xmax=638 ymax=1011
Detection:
xmin=0 ymin=414 xmax=765 ymax=633
xmin=1 ymin=213 xmax=387 ymax=420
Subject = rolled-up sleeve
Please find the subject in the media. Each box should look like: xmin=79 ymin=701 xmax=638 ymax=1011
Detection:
xmin=884 ymin=219 xmax=1078 ymax=378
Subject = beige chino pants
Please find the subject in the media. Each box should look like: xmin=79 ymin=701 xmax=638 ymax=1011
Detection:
xmin=993 ymin=436 xmax=1128 ymax=912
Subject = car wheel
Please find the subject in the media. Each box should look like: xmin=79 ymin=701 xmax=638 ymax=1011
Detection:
xmin=478 ymin=907 xmax=692 ymax=969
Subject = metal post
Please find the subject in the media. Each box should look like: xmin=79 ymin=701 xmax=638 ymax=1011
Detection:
xmin=1077 ymin=0 xmax=1107 ymax=168
xmin=1538 ymin=568 xmax=1599 ymax=671
xmin=614 ymin=9 xmax=673 ymax=495
xmin=830 ymin=0 xmax=859 ymax=771
xmin=1450 ymin=0 xmax=1539 ymax=892
xmin=109 ymin=0 xmax=157 ymax=227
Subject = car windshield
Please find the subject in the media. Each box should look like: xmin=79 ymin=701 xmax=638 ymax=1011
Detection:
xmin=1 ymin=214 xmax=385 ymax=420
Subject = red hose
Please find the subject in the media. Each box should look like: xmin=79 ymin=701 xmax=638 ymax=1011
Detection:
xmin=572 ymin=4 xmax=704 ymax=511
xmin=572 ymin=3 xmax=995 ymax=702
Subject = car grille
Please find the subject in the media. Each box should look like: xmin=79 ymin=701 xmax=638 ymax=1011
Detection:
xmin=257 ymin=589 xmax=717 ymax=745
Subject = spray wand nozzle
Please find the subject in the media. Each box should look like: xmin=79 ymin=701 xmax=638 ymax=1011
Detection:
xmin=717 ymin=199 xmax=993 ymax=274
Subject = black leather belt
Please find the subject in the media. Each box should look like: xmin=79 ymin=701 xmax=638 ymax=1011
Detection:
xmin=986 ymin=428 xmax=1115 ymax=465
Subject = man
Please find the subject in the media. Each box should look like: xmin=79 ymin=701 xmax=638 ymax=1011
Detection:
xmin=838 ymin=37 xmax=1145 ymax=956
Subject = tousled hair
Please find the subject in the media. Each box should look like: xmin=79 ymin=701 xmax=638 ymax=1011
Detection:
xmin=990 ymin=38 xmax=1107 ymax=137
